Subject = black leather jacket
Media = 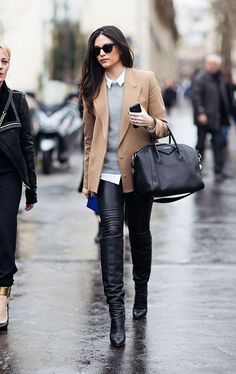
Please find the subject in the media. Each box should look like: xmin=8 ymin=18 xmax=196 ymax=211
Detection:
xmin=0 ymin=81 xmax=37 ymax=204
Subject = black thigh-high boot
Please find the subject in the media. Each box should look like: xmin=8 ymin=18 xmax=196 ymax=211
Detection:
xmin=130 ymin=231 xmax=152 ymax=319
xmin=100 ymin=236 xmax=125 ymax=347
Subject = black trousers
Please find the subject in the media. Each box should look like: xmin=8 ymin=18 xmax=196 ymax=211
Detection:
xmin=196 ymin=126 xmax=225 ymax=174
xmin=97 ymin=180 xmax=153 ymax=307
xmin=0 ymin=153 xmax=22 ymax=287
xmin=97 ymin=180 xmax=153 ymax=238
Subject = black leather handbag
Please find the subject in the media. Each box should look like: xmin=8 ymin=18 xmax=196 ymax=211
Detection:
xmin=131 ymin=128 xmax=205 ymax=203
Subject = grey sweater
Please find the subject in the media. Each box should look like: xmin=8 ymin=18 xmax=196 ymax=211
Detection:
xmin=102 ymin=82 xmax=124 ymax=174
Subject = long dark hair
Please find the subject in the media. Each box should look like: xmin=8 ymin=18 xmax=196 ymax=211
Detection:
xmin=80 ymin=25 xmax=134 ymax=113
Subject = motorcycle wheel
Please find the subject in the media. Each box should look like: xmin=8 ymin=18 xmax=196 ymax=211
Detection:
xmin=42 ymin=150 xmax=53 ymax=174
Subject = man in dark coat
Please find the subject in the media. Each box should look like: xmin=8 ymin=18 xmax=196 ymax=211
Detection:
xmin=191 ymin=54 xmax=231 ymax=181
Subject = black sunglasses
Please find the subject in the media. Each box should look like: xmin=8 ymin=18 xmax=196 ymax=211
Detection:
xmin=93 ymin=43 xmax=115 ymax=57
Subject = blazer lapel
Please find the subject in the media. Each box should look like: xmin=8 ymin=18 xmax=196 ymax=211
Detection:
xmin=94 ymin=78 xmax=109 ymax=139
xmin=118 ymin=68 xmax=141 ymax=146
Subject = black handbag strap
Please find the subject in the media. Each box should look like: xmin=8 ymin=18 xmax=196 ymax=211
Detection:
xmin=0 ymin=89 xmax=13 ymax=126
xmin=153 ymin=193 xmax=193 ymax=203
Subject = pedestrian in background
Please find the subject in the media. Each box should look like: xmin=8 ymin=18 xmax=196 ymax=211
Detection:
xmin=80 ymin=25 xmax=168 ymax=347
xmin=224 ymin=72 xmax=236 ymax=127
xmin=191 ymin=54 xmax=231 ymax=181
xmin=0 ymin=43 xmax=37 ymax=331
xmin=162 ymin=79 xmax=177 ymax=114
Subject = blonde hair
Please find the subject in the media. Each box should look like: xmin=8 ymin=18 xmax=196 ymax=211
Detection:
xmin=0 ymin=43 xmax=11 ymax=60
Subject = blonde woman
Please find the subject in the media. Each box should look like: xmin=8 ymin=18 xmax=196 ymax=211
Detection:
xmin=0 ymin=43 xmax=37 ymax=331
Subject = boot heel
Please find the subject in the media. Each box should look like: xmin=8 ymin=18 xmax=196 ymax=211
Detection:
xmin=133 ymin=307 xmax=147 ymax=320
xmin=133 ymin=287 xmax=147 ymax=320
xmin=110 ymin=318 xmax=126 ymax=347
xmin=0 ymin=322 xmax=8 ymax=332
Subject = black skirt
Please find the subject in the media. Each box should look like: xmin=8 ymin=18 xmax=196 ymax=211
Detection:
xmin=0 ymin=150 xmax=22 ymax=286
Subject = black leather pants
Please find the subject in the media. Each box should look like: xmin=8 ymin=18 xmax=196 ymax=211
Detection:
xmin=97 ymin=180 xmax=153 ymax=318
xmin=0 ymin=153 xmax=22 ymax=287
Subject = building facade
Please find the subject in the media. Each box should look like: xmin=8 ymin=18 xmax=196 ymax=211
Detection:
xmin=149 ymin=0 xmax=178 ymax=82
xmin=0 ymin=0 xmax=44 ymax=91
xmin=79 ymin=0 xmax=178 ymax=84
xmin=0 ymin=0 xmax=178 ymax=91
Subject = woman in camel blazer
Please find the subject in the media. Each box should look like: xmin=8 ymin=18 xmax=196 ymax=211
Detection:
xmin=81 ymin=25 xmax=168 ymax=347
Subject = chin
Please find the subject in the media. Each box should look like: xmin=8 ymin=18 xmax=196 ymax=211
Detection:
xmin=101 ymin=62 xmax=110 ymax=68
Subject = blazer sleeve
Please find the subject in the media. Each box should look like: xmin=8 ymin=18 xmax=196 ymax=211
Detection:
xmin=83 ymin=101 xmax=96 ymax=190
xmin=148 ymin=72 xmax=169 ymax=138
xmin=19 ymin=94 xmax=37 ymax=204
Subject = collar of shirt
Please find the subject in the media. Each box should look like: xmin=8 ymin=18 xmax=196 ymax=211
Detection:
xmin=105 ymin=70 xmax=125 ymax=89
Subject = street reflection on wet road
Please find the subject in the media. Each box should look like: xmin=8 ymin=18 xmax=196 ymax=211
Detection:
xmin=1 ymin=103 xmax=236 ymax=373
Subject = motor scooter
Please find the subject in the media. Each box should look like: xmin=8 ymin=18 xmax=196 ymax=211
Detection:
xmin=31 ymin=91 xmax=82 ymax=174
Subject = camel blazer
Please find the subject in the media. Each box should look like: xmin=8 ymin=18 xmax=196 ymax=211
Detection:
xmin=83 ymin=67 xmax=168 ymax=193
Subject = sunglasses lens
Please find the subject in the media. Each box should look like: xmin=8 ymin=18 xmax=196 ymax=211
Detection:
xmin=103 ymin=44 xmax=113 ymax=53
xmin=93 ymin=47 xmax=100 ymax=57
xmin=93 ymin=43 xmax=114 ymax=57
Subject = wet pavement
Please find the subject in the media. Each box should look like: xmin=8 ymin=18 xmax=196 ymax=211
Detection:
xmin=1 ymin=101 xmax=236 ymax=373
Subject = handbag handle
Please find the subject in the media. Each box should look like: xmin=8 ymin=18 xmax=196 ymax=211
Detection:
xmin=167 ymin=127 xmax=181 ymax=153
xmin=151 ymin=125 xmax=182 ymax=163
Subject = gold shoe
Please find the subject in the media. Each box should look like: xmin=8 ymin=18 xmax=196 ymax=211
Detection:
xmin=0 ymin=287 xmax=11 ymax=297
xmin=0 ymin=287 xmax=11 ymax=331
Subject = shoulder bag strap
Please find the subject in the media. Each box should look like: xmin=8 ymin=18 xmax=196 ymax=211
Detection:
xmin=153 ymin=193 xmax=193 ymax=203
xmin=0 ymin=89 xmax=13 ymax=126
xmin=10 ymin=93 xmax=20 ymax=122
